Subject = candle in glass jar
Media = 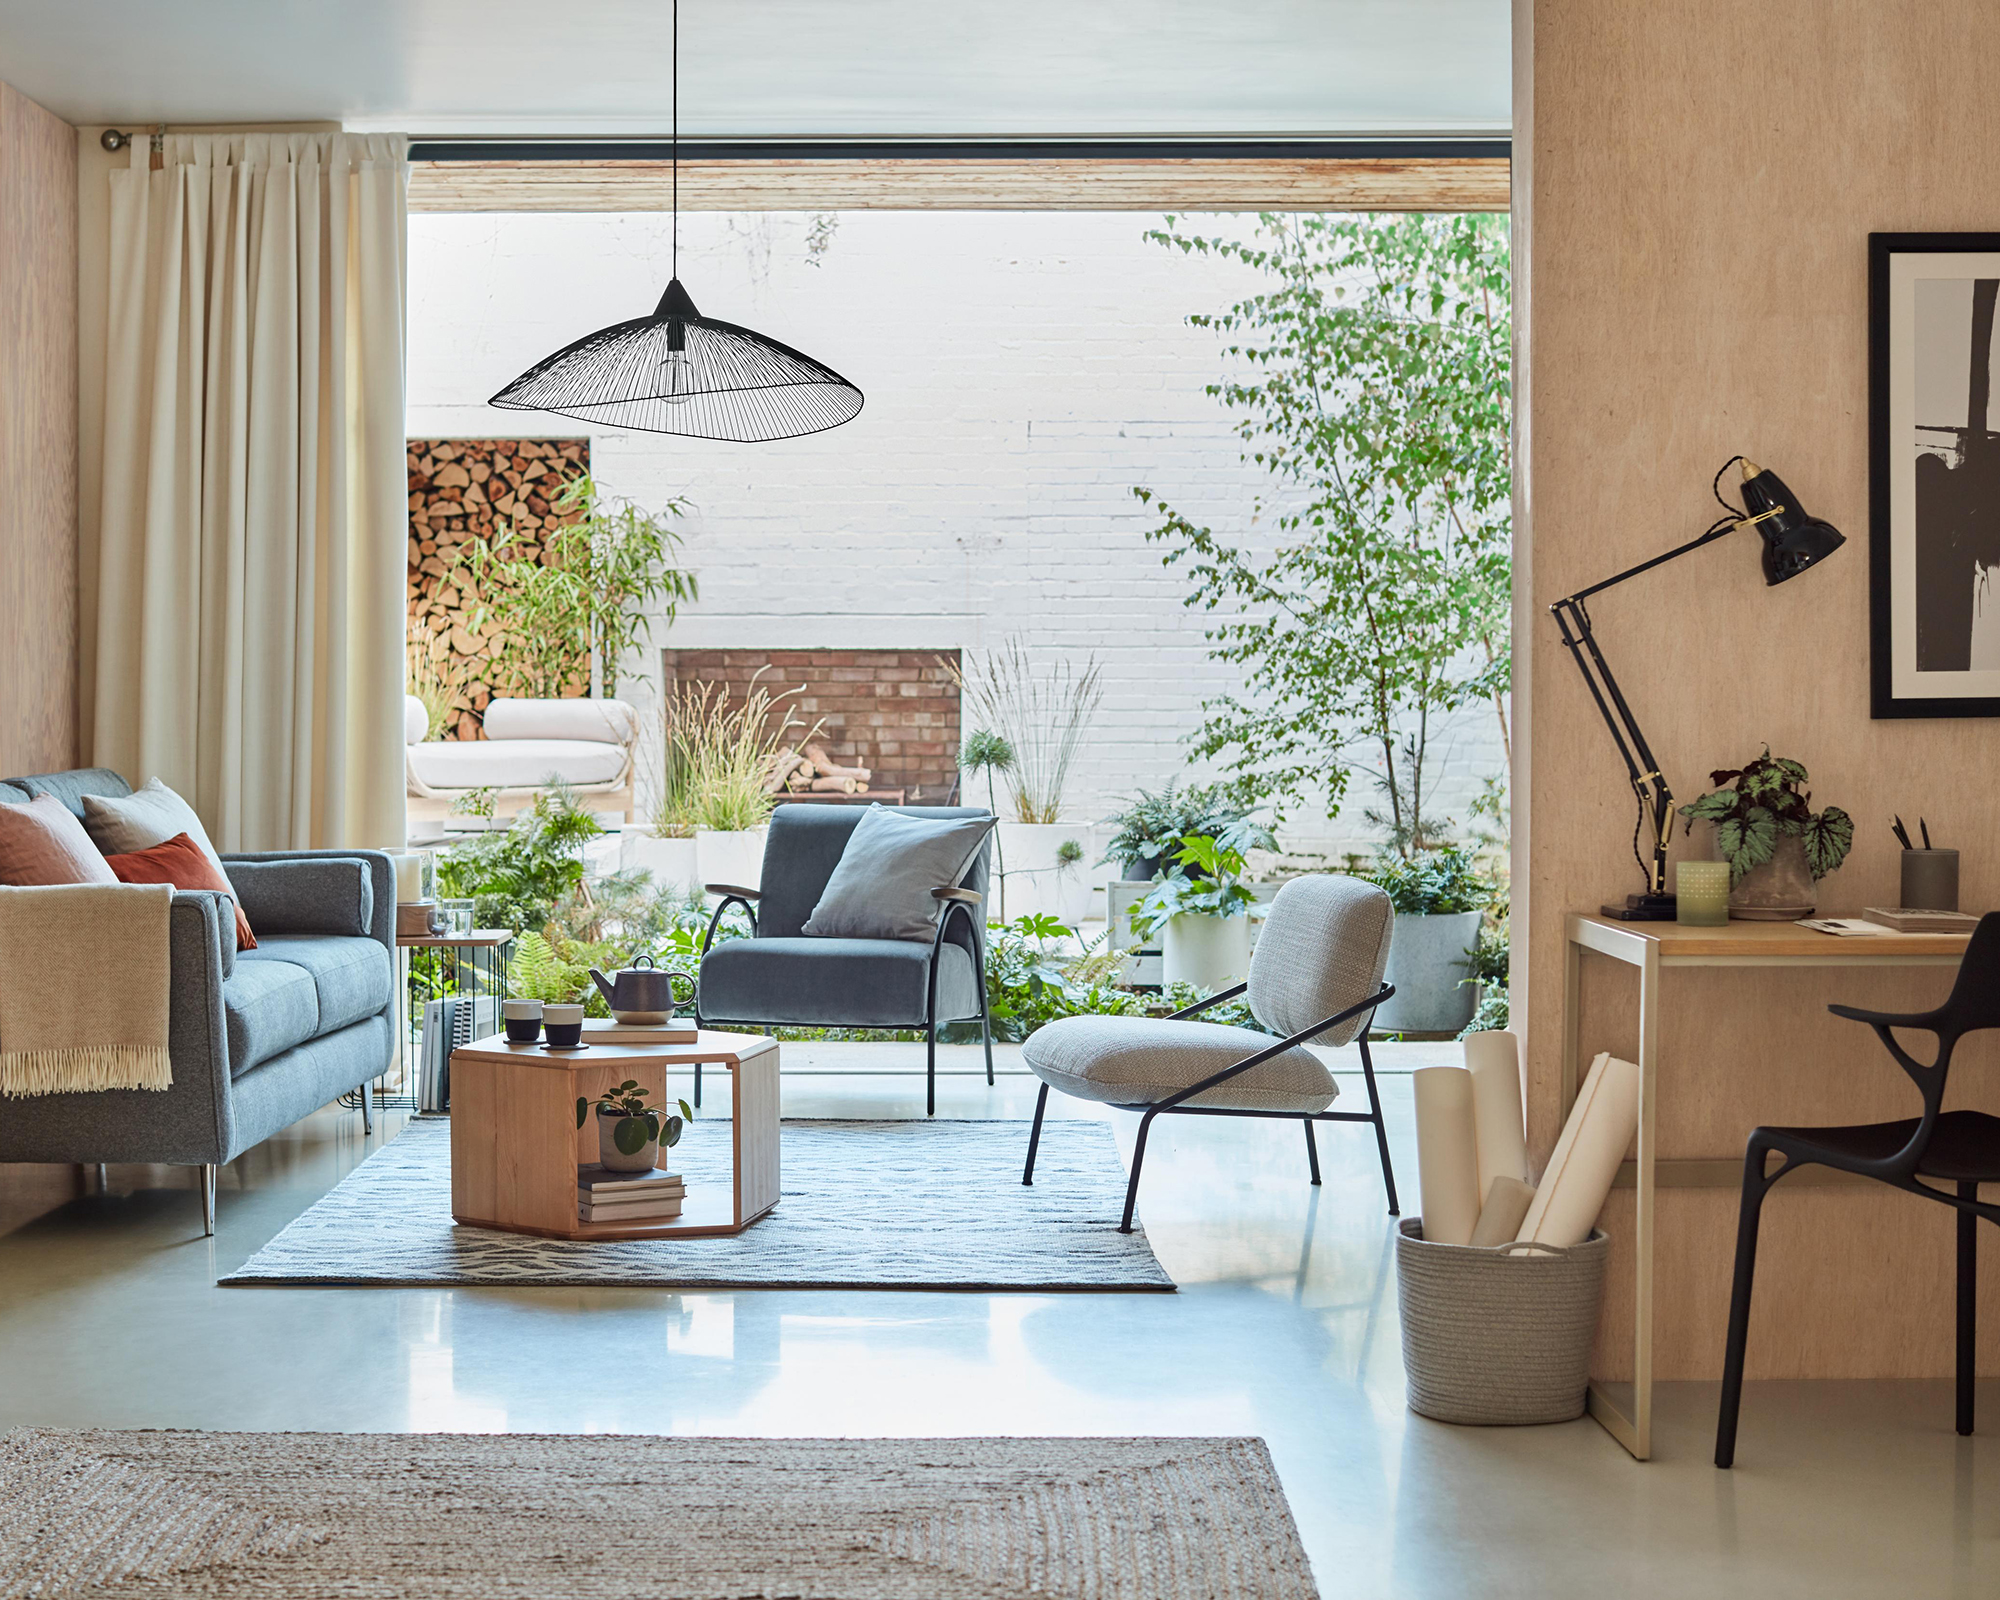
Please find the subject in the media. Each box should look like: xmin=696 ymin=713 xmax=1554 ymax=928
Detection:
xmin=1676 ymin=860 xmax=1731 ymax=926
xmin=394 ymin=853 xmax=424 ymax=904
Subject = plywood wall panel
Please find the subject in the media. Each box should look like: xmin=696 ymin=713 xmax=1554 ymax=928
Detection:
xmin=1523 ymin=0 xmax=2000 ymax=1378
xmin=0 ymin=83 xmax=77 ymax=776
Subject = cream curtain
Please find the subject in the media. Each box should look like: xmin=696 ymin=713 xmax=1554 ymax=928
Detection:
xmin=91 ymin=133 xmax=409 ymax=851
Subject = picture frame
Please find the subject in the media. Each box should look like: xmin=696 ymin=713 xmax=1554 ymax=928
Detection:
xmin=1869 ymin=232 xmax=2000 ymax=718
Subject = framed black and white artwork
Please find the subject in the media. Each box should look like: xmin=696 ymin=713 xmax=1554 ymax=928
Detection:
xmin=1870 ymin=232 xmax=2000 ymax=717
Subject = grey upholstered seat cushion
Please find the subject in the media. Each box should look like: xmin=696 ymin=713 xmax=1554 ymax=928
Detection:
xmin=699 ymin=936 xmax=981 ymax=1028
xmin=241 ymin=934 xmax=392 ymax=1035
xmin=222 ymin=959 xmax=320 ymax=1077
xmin=1246 ymin=875 xmax=1395 ymax=1045
xmin=1022 ymin=1015 xmax=1339 ymax=1113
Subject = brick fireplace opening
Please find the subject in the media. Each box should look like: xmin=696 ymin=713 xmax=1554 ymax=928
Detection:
xmin=661 ymin=649 xmax=962 ymax=802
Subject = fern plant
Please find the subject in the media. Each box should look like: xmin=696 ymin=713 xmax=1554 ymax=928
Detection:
xmin=1678 ymin=748 xmax=1853 ymax=884
xmin=508 ymin=931 xmax=591 ymax=1005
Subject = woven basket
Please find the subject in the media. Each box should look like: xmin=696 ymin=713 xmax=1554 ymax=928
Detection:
xmin=1394 ymin=1217 xmax=1609 ymax=1425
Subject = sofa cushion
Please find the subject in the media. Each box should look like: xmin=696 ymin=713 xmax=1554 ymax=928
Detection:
xmin=483 ymin=697 xmax=637 ymax=743
xmin=1021 ymin=1014 xmax=1338 ymax=1113
xmin=105 ymin=832 xmax=257 ymax=950
xmin=4 ymin=768 xmax=130 ymax=818
xmin=0 ymin=795 xmax=120 ymax=886
xmin=408 ymin=738 xmax=627 ymax=790
xmin=224 ymin=857 xmax=374 ymax=938
xmin=699 ymin=936 xmax=981 ymax=1028
xmin=801 ymin=805 xmax=994 ymax=942
xmin=222 ymin=959 xmax=319 ymax=1077
xmin=240 ymin=934 xmax=392 ymax=1035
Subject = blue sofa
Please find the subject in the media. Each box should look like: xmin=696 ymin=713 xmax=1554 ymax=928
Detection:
xmin=0 ymin=767 xmax=396 ymax=1233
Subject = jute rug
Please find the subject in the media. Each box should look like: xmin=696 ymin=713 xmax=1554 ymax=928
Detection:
xmin=222 ymin=1117 xmax=1174 ymax=1291
xmin=0 ymin=1430 xmax=1316 ymax=1600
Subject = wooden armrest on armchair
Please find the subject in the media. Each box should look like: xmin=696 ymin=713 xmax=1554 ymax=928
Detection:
xmin=932 ymin=886 xmax=982 ymax=905
xmin=704 ymin=883 xmax=762 ymax=899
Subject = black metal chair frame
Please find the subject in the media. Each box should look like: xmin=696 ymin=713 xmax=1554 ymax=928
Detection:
xmin=694 ymin=883 xmax=994 ymax=1117
xmin=1715 ymin=913 xmax=2000 ymax=1468
xmin=1022 ymin=980 xmax=1399 ymax=1233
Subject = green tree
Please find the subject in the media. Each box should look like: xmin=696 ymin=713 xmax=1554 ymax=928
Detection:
xmin=459 ymin=473 xmax=697 ymax=699
xmin=1135 ymin=212 xmax=1511 ymax=857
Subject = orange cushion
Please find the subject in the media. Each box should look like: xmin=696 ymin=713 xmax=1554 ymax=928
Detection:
xmin=0 ymin=794 xmax=120 ymax=886
xmin=104 ymin=831 xmax=257 ymax=950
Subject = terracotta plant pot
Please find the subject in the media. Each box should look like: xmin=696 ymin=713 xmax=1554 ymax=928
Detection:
xmin=1728 ymin=833 xmax=1816 ymax=921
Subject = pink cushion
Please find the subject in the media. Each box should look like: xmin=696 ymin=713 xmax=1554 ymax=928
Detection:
xmin=0 ymin=795 xmax=119 ymax=886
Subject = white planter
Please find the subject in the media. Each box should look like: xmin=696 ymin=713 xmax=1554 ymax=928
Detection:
xmin=1161 ymin=912 xmax=1253 ymax=991
xmin=695 ymin=827 xmax=768 ymax=896
xmin=619 ymin=826 xmax=699 ymax=897
xmin=994 ymin=821 xmax=1092 ymax=924
xmin=1375 ymin=909 xmax=1485 ymax=1035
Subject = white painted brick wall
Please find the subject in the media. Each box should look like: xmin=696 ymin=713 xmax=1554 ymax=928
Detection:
xmin=407 ymin=210 xmax=1508 ymax=858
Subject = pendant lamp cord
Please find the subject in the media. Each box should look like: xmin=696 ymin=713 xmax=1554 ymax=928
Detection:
xmin=671 ymin=0 xmax=678 ymax=281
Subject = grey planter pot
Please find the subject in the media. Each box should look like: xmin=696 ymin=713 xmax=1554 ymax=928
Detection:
xmin=1375 ymin=909 xmax=1484 ymax=1035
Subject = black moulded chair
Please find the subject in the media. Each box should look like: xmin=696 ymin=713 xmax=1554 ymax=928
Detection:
xmin=1716 ymin=912 xmax=2000 ymax=1468
xmin=693 ymin=805 xmax=995 ymax=1116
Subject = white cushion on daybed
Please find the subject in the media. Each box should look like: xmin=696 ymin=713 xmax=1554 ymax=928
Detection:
xmin=407 ymin=739 xmax=628 ymax=790
xmin=482 ymin=697 xmax=637 ymax=744
xmin=405 ymin=695 xmax=428 ymax=745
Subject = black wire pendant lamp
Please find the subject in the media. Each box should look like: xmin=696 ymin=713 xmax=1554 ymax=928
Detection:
xmin=488 ymin=1 xmax=862 ymax=441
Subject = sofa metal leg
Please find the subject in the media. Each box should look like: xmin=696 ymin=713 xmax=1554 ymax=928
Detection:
xmin=1304 ymin=1118 xmax=1322 ymax=1185
xmin=93 ymin=1163 xmax=108 ymax=1194
xmin=360 ymin=1079 xmax=374 ymax=1136
xmin=199 ymin=1164 xmax=217 ymax=1237
xmin=1023 ymin=1082 xmax=1049 ymax=1185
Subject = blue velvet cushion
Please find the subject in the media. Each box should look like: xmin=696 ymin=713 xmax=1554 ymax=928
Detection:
xmin=699 ymin=936 xmax=981 ymax=1027
xmin=800 ymin=805 xmax=993 ymax=941
xmin=222 ymin=959 xmax=320 ymax=1077
xmin=240 ymin=934 xmax=392 ymax=1035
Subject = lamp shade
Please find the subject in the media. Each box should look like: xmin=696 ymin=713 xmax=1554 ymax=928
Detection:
xmin=1740 ymin=462 xmax=1844 ymax=585
xmin=489 ymin=278 xmax=864 ymax=442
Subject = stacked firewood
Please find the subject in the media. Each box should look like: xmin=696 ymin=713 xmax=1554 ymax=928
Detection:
xmin=768 ymin=742 xmax=874 ymax=795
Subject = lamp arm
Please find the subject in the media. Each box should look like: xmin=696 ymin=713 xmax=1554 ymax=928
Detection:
xmin=1556 ymin=519 xmax=1737 ymax=609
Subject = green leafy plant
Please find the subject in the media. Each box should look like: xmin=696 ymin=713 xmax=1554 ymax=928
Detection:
xmin=947 ymin=639 xmax=1103 ymax=823
xmin=1099 ymin=779 xmax=1274 ymax=878
xmin=509 ymin=930 xmax=591 ymax=1005
xmin=1677 ymin=749 xmax=1854 ymax=884
xmin=662 ymin=669 xmax=817 ymax=834
xmin=576 ymin=1080 xmax=695 ymax=1157
xmin=1129 ymin=834 xmax=1257 ymax=940
xmin=1366 ymin=845 xmax=1492 ymax=916
xmin=1134 ymin=213 xmax=1511 ymax=852
xmin=436 ymin=784 xmax=601 ymax=933
xmin=958 ymin=729 xmax=1017 ymax=915
xmin=457 ymin=472 xmax=697 ymax=698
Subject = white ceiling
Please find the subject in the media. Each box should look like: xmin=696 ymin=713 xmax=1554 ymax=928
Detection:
xmin=0 ymin=0 xmax=1509 ymax=138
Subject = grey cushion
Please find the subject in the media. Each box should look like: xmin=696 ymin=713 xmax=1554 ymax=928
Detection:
xmin=0 ymin=782 xmax=28 ymax=806
xmin=3 ymin=768 xmax=130 ymax=818
xmin=225 ymin=857 xmax=375 ymax=938
xmin=699 ymin=936 xmax=981 ymax=1028
xmin=229 ymin=1014 xmax=394 ymax=1153
xmin=755 ymin=805 xmax=993 ymax=942
xmin=800 ymin=805 xmax=993 ymax=941
xmin=241 ymin=933 xmax=392 ymax=1035
xmin=1022 ymin=1014 xmax=1339 ymax=1113
xmin=222 ymin=959 xmax=320 ymax=1077
xmin=1246 ymin=875 xmax=1395 ymax=1046
xmin=80 ymin=777 xmax=227 ymax=877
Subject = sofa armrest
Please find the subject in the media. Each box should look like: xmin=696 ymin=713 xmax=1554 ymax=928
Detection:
xmin=222 ymin=849 xmax=394 ymax=954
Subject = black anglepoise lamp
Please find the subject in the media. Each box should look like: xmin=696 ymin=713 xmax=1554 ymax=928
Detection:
xmin=1550 ymin=456 xmax=1845 ymax=921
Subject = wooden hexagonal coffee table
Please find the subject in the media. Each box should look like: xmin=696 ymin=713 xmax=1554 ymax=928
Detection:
xmin=448 ymin=1030 xmax=779 ymax=1241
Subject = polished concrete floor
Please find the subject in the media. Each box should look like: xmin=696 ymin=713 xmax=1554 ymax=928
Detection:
xmin=1 ymin=1042 xmax=1995 ymax=1598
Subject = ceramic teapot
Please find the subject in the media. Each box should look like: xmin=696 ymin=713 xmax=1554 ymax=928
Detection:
xmin=587 ymin=956 xmax=695 ymax=1025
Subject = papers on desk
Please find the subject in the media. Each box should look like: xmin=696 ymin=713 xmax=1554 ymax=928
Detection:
xmin=1798 ymin=918 xmax=1902 ymax=936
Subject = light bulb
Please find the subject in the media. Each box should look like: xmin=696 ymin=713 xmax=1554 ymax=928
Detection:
xmin=658 ymin=346 xmax=695 ymax=406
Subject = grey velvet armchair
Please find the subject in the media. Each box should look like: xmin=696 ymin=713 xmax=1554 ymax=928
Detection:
xmin=695 ymin=804 xmax=995 ymax=1115
xmin=0 ymin=767 xmax=397 ymax=1234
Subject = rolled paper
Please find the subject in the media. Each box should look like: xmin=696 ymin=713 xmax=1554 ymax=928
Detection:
xmin=1464 ymin=1030 xmax=1530 ymax=1205
xmin=1520 ymin=1051 xmax=1641 ymax=1249
xmin=1469 ymin=1175 xmax=1537 ymax=1247
xmin=1412 ymin=1066 xmax=1482 ymax=1247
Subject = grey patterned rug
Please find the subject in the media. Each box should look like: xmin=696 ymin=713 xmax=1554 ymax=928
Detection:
xmin=221 ymin=1116 xmax=1174 ymax=1291
xmin=0 ymin=1430 xmax=1314 ymax=1599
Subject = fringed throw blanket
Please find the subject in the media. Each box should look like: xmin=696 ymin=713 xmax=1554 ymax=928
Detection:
xmin=0 ymin=883 xmax=175 ymax=1096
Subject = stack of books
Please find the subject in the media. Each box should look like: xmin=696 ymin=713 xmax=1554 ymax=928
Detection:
xmin=577 ymin=1166 xmax=686 ymax=1223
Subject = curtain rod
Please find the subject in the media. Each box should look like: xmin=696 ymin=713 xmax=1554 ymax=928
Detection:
xmin=407 ymin=136 xmax=1511 ymax=163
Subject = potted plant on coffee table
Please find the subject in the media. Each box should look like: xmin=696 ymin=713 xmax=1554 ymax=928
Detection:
xmin=1677 ymin=748 xmax=1853 ymax=920
xmin=1129 ymin=833 xmax=1259 ymax=991
xmin=1366 ymin=845 xmax=1493 ymax=1036
xmin=577 ymin=1080 xmax=695 ymax=1172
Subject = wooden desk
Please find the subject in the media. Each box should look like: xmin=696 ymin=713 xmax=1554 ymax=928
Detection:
xmin=448 ymin=1030 xmax=780 ymax=1241
xmin=1562 ymin=914 xmax=1971 ymax=1461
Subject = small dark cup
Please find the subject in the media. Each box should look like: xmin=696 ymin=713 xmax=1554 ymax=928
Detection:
xmin=504 ymin=1016 xmax=542 ymax=1044
xmin=543 ymin=1020 xmax=584 ymax=1049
